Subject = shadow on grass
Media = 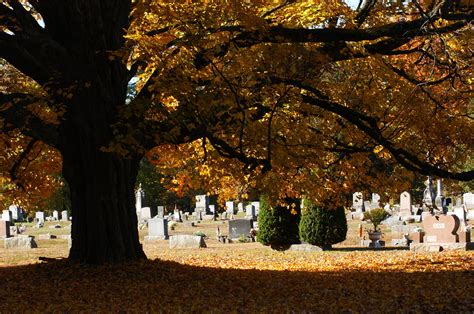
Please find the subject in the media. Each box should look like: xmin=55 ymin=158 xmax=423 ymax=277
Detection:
xmin=0 ymin=258 xmax=472 ymax=312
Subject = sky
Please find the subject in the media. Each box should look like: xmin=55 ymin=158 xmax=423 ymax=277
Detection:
xmin=345 ymin=0 xmax=361 ymax=9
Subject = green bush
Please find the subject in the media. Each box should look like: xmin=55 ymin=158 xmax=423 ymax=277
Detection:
xmin=299 ymin=200 xmax=347 ymax=250
xmin=256 ymin=195 xmax=300 ymax=248
xmin=193 ymin=230 xmax=206 ymax=237
xmin=363 ymin=208 xmax=390 ymax=232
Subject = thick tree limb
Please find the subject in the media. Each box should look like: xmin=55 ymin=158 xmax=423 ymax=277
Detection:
xmin=191 ymin=11 xmax=471 ymax=69
xmin=9 ymin=138 xmax=37 ymax=189
xmin=0 ymin=92 xmax=58 ymax=147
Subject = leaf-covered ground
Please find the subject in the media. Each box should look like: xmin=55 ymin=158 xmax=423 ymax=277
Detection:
xmin=0 ymin=241 xmax=473 ymax=312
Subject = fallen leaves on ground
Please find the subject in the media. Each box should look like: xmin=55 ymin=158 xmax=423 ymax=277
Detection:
xmin=0 ymin=243 xmax=472 ymax=312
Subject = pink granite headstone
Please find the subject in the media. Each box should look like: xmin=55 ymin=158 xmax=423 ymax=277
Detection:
xmin=422 ymin=215 xmax=459 ymax=243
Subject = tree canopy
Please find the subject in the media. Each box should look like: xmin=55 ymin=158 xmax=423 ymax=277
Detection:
xmin=0 ymin=0 xmax=472 ymax=263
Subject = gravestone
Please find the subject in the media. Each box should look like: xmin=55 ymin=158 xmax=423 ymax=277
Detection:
xmin=135 ymin=186 xmax=144 ymax=212
xmin=169 ymin=235 xmax=206 ymax=249
xmin=8 ymin=205 xmax=22 ymax=221
xmin=251 ymin=201 xmax=260 ymax=215
xmin=228 ymin=219 xmax=252 ymax=239
xmin=455 ymin=197 xmax=463 ymax=207
xmin=140 ymin=207 xmax=152 ymax=220
xmin=371 ymin=193 xmax=381 ymax=208
xmin=173 ymin=208 xmax=181 ymax=222
xmin=237 ymin=202 xmax=244 ymax=213
xmin=399 ymin=191 xmax=412 ymax=215
xmin=467 ymin=210 xmax=474 ymax=221
xmin=245 ymin=205 xmax=256 ymax=219
xmin=4 ymin=235 xmax=37 ymax=249
xmin=157 ymin=206 xmax=165 ymax=218
xmin=422 ymin=176 xmax=435 ymax=208
xmin=225 ymin=201 xmax=235 ymax=214
xmin=463 ymin=192 xmax=474 ymax=209
xmin=52 ymin=210 xmax=59 ymax=221
xmin=422 ymin=215 xmax=459 ymax=243
xmin=2 ymin=210 xmax=12 ymax=222
xmin=195 ymin=194 xmax=209 ymax=214
xmin=145 ymin=218 xmax=169 ymax=241
xmin=352 ymin=192 xmax=364 ymax=212
xmin=289 ymin=244 xmax=323 ymax=252
xmin=434 ymin=179 xmax=446 ymax=214
xmin=0 ymin=220 xmax=11 ymax=239
xmin=363 ymin=201 xmax=371 ymax=211
xmin=35 ymin=211 xmax=45 ymax=223
xmin=61 ymin=210 xmax=69 ymax=221
xmin=209 ymin=205 xmax=215 ymax=214
xmin=452 ymin=206 xmax=467 ymax=225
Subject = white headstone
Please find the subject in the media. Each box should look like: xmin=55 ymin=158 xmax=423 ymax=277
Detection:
xmin=135 ymin=186 xmax=143 ymax=212
xmin=2 ymin=210 xmax=12 ymax=222
xmin=60 ymin=210 xmax=68 ymax=221
xmin=225 ymin=201 xmax=235 ymax=214
xmin=145 ymin=218 xmax=169 ymax=240
xmin=251 ymin=201 xmax=260 ymax=215
xmin=173 ymin=209 xmax=181 ymax=222
xmin=35 ymin=211 xmax=45 ymax=223
xmin=453 ymin=206 xmax=467 ymax=225
xmin=52 ymin=210 xmax=59 ymax=220
xmin=463 ymin=192 xmax=474 ymax=209
xmin=245 ymin=205 xmax=256 ymax=219
xmin=237 ymin=202 xmax=244 ymax=213
xmin=371 ymin=193 xmax=381 ymax=208
xmin=140 ymin=207 xmax=152 ymax=220
xmin=8 ymin=205 xmax=22 ymax=221
xmin=209 ymin=205 xmax=215 ymax=214
xmin=352 ymin=192 xmax=364 ymax=212
xmin=157 ymin=206 xmax=165 ymax=218
xmin=399 ymin=191 xmax=412 ymax=213
xmin=195 ymin=195 xmax=209 ymax=213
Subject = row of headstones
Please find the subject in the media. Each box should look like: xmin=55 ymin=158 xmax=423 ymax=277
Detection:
xmin=33 ymin=211 xmax=69 ymax=223
xmin=353 ymin=191 xmax=474 ymax=212
xmin=145 ymin=216 xmax=256 ymax=242
xmin=137 ymin=198 xmax=261 ymax=222
xmin=352 ymin=192 xmax=381 ymax=212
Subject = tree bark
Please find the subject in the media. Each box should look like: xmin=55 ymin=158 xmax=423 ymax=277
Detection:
xmin=58 ymin=75 xmax=146 ymax=264
xmin=61 ymin=111 xmax=146 ymax=264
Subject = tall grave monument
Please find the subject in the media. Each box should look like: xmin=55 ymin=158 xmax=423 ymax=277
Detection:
xmin=195 ymin=194 xmax=209 ymax=216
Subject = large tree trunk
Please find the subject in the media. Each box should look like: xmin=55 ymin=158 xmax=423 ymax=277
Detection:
xmin=60 ymin=112 xmax=147 ymax=263
xmin=62 ymin=147 xmax=145 ymax=264
xmin=59 ymin=78 xmax=146 ymax=264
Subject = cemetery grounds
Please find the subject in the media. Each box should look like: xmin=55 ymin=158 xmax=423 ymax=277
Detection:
xmin=0 ymin=217 xmax=473 ymax=312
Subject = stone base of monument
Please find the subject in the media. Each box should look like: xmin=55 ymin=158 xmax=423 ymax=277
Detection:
xmin=410 ymin=242 xmax=474 ymax=252
xmin=144 ymin=235 xmax=169 ymax=241
xmin=4 ymin=235 xmax=37 ymax=249
xmin=368 ymin=240 xmax=385 ymax=248
xmin=288 ymin=244 xmax=323 ymax=252
xmin=360 ymin=239 xmax=385 ymax=248
xmin=169 ymin=235 xmax=206 ymax=249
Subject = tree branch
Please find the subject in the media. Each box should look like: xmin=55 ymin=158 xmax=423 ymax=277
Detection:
xmin=0 ymin=92 xmax=59 ymax=147
xmin=271 ymin=77 xmax=474 ymax=181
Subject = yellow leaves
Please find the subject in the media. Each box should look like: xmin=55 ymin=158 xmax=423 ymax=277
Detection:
xmin=0 ymin=227 xmax=473 ymax=312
